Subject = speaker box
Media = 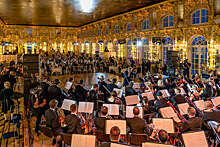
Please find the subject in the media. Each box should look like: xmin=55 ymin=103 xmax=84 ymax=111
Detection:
xmin=23 ymin=54 xmax=40 ymax=78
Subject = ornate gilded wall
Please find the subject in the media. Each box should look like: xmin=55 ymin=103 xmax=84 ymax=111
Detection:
xmin=0 ymin=0 xmax=219 ymax=71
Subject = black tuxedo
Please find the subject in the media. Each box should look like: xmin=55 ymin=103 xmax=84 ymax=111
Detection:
xmin=48 ymin=85 xmax=63 ymax=106
xmin=45 ymin=109 xmax=60 ymax=129
xmin=65 ymin=114 xmax=83 ymax=134
xmin=182 ymin=117 xmax=204 ymax=132
xmin=127 ymin=117 xmax=147 ymax=134
xmin=173 ymin=95 xmax=186 ymax=104
xmin=75 ymin=84 xmax=88 ymax=101
xmin=94 ymin=117 xmax=106 ymax=133
xmin=125 ymin=87 xmax=137 ymax=96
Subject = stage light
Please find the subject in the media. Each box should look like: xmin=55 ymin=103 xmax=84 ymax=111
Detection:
xmin=80 ymin=0 xmax=94 ymax=13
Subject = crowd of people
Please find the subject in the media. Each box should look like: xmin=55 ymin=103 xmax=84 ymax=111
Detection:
xmin=29 ymin=60 xmax=220 ymax=147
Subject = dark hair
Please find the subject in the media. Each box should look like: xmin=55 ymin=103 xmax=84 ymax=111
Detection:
xmin=49 ymin=99 xmax=58 ymax=109
xmin=112 ymin=91 xmax=117 ymax=97
xmin=112 ymin=78 xmax=117 ymax=84
xmin=70 ymin=104 xmax=76 ymax=112
xmin=133 ymin=107 xmax=140 ymax=116
xmin=110 ymin=126 xmax=120 ymax=141
xmin=93 ymin=84 xmax=98 ymax=89
xmin=158 ymin=129 xmax=168 ymax=143
xmin=69 ymin=78 xmax=73 ymax=81
xmin=101 ymin=106 xmax=108 ymax=116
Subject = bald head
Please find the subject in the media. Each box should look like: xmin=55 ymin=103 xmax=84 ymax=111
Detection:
xmin=101 ymin=106 xmax=108 ymax=116
xmin=187 ymin=107 xmax=196 ymax=117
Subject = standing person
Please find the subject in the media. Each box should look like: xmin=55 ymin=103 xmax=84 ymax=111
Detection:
xmin=146 ymin=59 xmax=151 ymax=73
xmin=183 ymin=59 xmax=191 ymax=79
xmin=0 ymin=81 xmax=14 ymax=121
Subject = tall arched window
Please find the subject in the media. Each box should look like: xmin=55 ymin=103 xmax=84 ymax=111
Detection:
xmin=127 ymin=23 xmax=132 ymax=32
xmin=191 ymin=36 xmax=207 ymax=74
xmin=192 ymin=9 xmax=208 ymax=24
xmin=142 ymin=20 xmax=149 ymax=30
xmin=163 ymin=37 xmax=173 ymax=64
xmin=115 ymin=25 xmax=119 ymax=34
xmin=163 ymin=16 xmax=173 ymax=28
xmin=142 ymin=38 xmax=149 ymax=60
xmin=127 ymin=40 xmax=132 ymax=60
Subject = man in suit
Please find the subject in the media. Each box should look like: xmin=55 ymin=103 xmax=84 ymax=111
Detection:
xmin=182 ymin=107 xmax=208 ymax=132
xmin=94 ymin=106 xmax=108 ymax=133
xmin=125 ymin=81 xmax=137 ymax=96
xmin=127 ymin=107 xmax=148 ymax=134
xmin=65 ymin=104 xmax=83 ymax=134
xmin=75 ymin=80 xmax=88 ymax=101
xmin=107 ymin=78 xmax=118 ymax=93
xmin=48 ymin=79 xmax=63 ymax=107
xmin=45 ymin=99 xmax=60 ymax=130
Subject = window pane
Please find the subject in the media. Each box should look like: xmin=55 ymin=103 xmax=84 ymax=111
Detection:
xmin=195 ymin=11 xmax=200 ymax=17
xmin=195 ymin=17 xmax=200 ymax=23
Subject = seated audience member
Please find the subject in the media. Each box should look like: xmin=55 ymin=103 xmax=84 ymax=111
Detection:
xmin=45 ymin=99 xmax=60 ymax=131
xmin=127 ymin=107 xmax=148 ymax=134
xmin=94 ymin=106 xmax=108 ymax=133
xmin=182 ymin=107 xmax=208 ymax=132
xmin=65 ymin=104 xmax=83 ymax=134
xmin=125 ymin=81 xmax=137 ymax=96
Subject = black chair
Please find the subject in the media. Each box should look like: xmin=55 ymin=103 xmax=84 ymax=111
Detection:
xmin=60 ymin=132 xmax=72 ymax=146
xmin=128 ymin=133 xmax=148 ymax=146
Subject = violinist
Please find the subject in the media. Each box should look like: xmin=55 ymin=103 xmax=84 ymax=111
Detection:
xmin=182 ymin=107 xmax=208 ymax=132
xmin=94 ymin=106 xmax=109 ymax=134
xmin=127 ymin=107 xmax=148 ymax=134
xmin=65 ymin=104 xmax=83 ymax=134
xmin=106 ymin=78 xmax=118 ymax=93
xmin=125 ymin=81 xmax=137 ymax=96
xmin=75 ymin=80 xmax=88 ymax=101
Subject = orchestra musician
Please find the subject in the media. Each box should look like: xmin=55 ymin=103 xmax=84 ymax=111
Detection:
xmin=125 ymin=81 xmax=137 ymax=96
xmin=65 ymin=104 xmax=83 ymax=134
xmin=94 ymin=106 xmax=109 ymax=134
xmin=75 ymin=80 xmax=88 ymax=101
xmin=48 ymin=79 xmax=63 ymax=107
xmin=127 ymin=107 xmax=149 ymax=134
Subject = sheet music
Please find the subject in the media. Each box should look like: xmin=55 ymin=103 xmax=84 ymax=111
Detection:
xmin=106 ymin=120 xmax=126 ymax=135
xmin=159 ymin=107 xmax=181 ymax=123
xmin=160 ymin=89 xmax=170 ymax=98
xmin=175 ymin=88 xmax=186 ymax=95
xmin=78 ymin=102 xmax=94 ymax=113
xmin=125 ymin=95 xmax=139 ymax=106
xmin=178 ymin=103 xmax=189 ymax=115
xmin=211 ymin=97 xmax=220 ymax=106
xmin=111 ymin=143 xmax=131 ymax=147
xmin=61 ymin=99 xmax=76 ymax=111
xmin=142 ymin=92 xmax=154 ymax=101
xmin=65 ymin=81 xmax=72 ymax=90
xmin=152 ymin=118 xmax=175 ymax=133
xmin=142 ymin=142 xmax=174 ymax=147
xmin=133 ymin=83 xmax=140 ymax=89
xmin=103 ymin=104 xmax=120 ymax=115
xmin=194 ymin=100 xmax=206 ymax=111
xmin=113 ymin=88 xmax=123 ymax=98
xmin=71 ymin=134 xmax=96 ymax=147
xmin=126 ymin=106 xmax=143 ymax=118
xmin=182 ymin=131 xmax=208 ymax=147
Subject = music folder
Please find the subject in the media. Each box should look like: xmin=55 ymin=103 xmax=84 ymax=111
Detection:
xmin=211 ymin=97 xmax=220 ymax=106
xmin=125 ymin=95 xmax=140 ymax=106
xmin=142 ymin=92 xmax=154 ymax=101
xmin=126 ymin=106 xmax=143 ymax=118
xmin=142 ymin=142 xmax=174 ymax=147
xmin=177 ymin=103 xmax=189 ymax=115
xmin=103 ymin=104 xmax=120 ymax=116
xmin=106 ymin=120 xmax=126 ymax=135
xmin=71 ymin=134 xmax=96 ymax=147
xmin=182 ymin=131 xmax=208 ymax=147
xmin=78 ymin=102 xmax=94 ymax=113
xmin=160 ymin=89 xmax=170 ymax=98
xmin=194 ymin=100 xmax=206 ymax=111
xmin=152 ymin=118 xmax=175 ymax=133
xmin=111 ymin=143 xmax=132 ymax=147
xmin=113 ymin=88 xmax=123 ymax=98
xmin=61 ymin=99 xmax=76 ymax=111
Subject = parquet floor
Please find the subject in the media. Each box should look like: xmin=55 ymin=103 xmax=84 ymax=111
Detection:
xmin=0 ymin=87 xmax=24 ymax=147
